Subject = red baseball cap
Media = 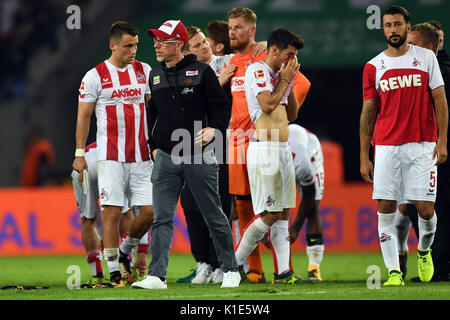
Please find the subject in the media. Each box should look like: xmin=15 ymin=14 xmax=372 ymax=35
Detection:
xmin=147 ymin=20 xmax=189 ymax=45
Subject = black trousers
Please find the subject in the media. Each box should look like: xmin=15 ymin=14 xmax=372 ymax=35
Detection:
xmin=407 ymin=165 xmax=450 ymax=276
xmin=180 ymin=162 xmax=232 ymax=269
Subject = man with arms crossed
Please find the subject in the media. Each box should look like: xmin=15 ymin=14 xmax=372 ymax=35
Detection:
xmin=73 ymin=21 xmax=154 ymax=286
xmin=235 ymin=28 xmax=303 ymax=284
xmin=360 ymin=6 xmax=448 ymax=286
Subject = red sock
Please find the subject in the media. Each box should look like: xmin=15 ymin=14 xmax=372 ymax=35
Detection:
xmin=87 ymin=249 xmax=103 ymax=276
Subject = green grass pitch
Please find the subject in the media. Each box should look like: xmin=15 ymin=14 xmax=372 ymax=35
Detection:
xmin=1 ymin=252 xmax=449 ymax=301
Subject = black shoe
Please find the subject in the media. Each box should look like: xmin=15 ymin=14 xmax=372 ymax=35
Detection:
xmin=118 ymin=251 xmax=136 ymax=283
xmin=110 ymin=271 xmax=124 ymax=287
xmin=431 ymin=273 xmax=450 ymax=282
xmin=399 ymin=252 xmax=408 ymax=279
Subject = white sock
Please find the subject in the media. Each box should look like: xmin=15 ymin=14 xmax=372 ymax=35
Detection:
xmin=119 ymin=236 xmax=140 ymax=255
xmin=233 ymin=219 xmax=241 ymax=245
xmin=307 ymin=244 xmax=324 ymax=267
xmin=235 ymin=216 xmax=269 ymax=266
xmin=394 ymin=210 xmax=411 ymax=253
xmin=418 ymin=213 xmax=437 ymax=252
xmin=103 ymin=248 xmax=119 ymax=273
xmin=269 ymin=220 xmax=290 ymax=275
xmin=378 ymin=212 xmax=400 ymax=273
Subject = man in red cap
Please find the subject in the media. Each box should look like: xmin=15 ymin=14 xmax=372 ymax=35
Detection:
xmin=131 ymin=20 xmax=240 ymax=289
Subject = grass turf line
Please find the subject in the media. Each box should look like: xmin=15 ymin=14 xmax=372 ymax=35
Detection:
xmin=0 ymin=253 xmax=449 ymax=300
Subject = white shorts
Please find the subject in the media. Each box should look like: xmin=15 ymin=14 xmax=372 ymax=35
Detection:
xmin=72 ymin=171 xmax=131 ymax=219
xmin=247 ymin=141 xmax=296 ymax=214
xmin=373 ymin=142 xmax=437 ymax=203
xmin=72 ymin=169 xmax=100 ymax=220
xmin=97 ymin=160 xmax=153 ymax=208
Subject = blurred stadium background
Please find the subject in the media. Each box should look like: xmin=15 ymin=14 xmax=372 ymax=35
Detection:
xmin=0 ymin=0 xmax=449 ymax=256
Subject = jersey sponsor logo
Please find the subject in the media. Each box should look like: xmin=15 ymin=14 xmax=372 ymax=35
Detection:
xmin=231 ymin=76 xmax=245 ymax=92
xmin=153 ymin=75 xmax=160 ymax=85
xmin=379 ymin=74 xmax=422 ymax=92
xmin=186 ymin=70 xmax=198 ymax=76
xmin=111 ymin=88 xmax=142 ymax=102
xmin=254 ymin=69 xmax=266 ymax=88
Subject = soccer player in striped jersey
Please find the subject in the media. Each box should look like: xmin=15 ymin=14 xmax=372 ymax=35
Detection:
xmin=73 ymin=21 xmax=154 ymax=286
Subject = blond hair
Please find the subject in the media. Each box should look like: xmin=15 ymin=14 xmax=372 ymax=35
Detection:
xmin=226 ymin=7 xmax=257 ymax=26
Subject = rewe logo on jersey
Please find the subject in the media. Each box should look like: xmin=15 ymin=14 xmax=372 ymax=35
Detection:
xmin=111 ymin=88 xmax=142 ymax=98
xmin=379 ymin=74 xmax=422 ymax=92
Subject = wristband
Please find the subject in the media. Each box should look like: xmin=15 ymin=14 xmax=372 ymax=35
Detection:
xmin=75 ymin=148 xmax=85 ymax=157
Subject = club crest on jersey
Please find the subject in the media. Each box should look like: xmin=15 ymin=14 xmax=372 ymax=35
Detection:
xmin=254 ymin=69 xmax=266 ymax=88
xmin=186 ymin=70 xmax=198 ymax=76
xmin=412 ymin=57 xmax=421 ymax=67
xmin=153 ymin=75 xmax=160 ymax=85
xmin=136 ymin=71 xmax=145 ymax=82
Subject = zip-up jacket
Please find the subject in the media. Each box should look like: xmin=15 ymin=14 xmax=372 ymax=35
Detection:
xmin=147 ymin=54 xmax=231 ymax=158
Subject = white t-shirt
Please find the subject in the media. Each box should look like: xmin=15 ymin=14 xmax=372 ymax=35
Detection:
xmin=245 ymin=61 xmax=281 ymax=124
xmin=79 ymin=59 xmax=152 ymax=162
xmin=209 ymin=53 xmax=234 ymax=77
xmin=288 ymin=124 xmax=315 ymax=187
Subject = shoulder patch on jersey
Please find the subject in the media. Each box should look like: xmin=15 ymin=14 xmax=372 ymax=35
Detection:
xmin=79 ymin=81 xmax=87 ymax=98
xmin=153 ymin=75 xmax=160 ymax=85
xmin=254 ymin=69 xmax=266 ymax=87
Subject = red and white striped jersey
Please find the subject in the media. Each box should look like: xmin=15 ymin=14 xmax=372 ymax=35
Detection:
xmin=363 ymin=44 xmax=444 ymax=146
xmin=79 ymin=59 xmax=151 ymax=162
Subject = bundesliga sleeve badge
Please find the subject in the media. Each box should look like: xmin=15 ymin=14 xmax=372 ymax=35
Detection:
xmin=254 ymin=69 xmax=266 ymax=88
xmin=79 ymin=81 xmax=87 ymax=99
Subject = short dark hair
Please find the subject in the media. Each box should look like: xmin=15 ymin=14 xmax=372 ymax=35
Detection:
xmin=382 ymin=6 xmax=411 ymax=23
xmin=205 ymin=20 xmax=232 ymax=54
xmin=412 ymin=23 xmax=440 ymax=53
xmin=267 ymin=28 xmax=304 ymax=52
xmin=109 ymin=21 xmax=138 ymax=41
